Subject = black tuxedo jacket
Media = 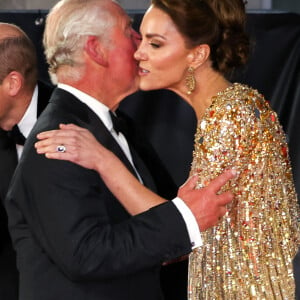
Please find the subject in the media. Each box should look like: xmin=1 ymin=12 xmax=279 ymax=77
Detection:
xmin=0 ymin=81 xmax=53 ymax=300
xmin=5 ymin=88 xmax=191 ymax=300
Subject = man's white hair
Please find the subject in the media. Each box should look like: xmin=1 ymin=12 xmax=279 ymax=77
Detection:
xmin=43 ymin=0 xmax=120 ymax=83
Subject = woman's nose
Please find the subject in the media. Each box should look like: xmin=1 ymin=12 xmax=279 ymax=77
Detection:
xmin=134 ymin=45 xmax=146 ymax=61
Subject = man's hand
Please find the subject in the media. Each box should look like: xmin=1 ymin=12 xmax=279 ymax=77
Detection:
xmin=178 ymin=170 xmax=236 ymax=231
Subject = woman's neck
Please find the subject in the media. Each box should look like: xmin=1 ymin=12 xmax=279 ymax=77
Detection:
xmin=189 ymin=70 xmax=230 ymax=120
xmin=167 ymin=65 xmax=231 ymax=120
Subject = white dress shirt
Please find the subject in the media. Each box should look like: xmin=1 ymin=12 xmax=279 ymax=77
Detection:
xmin=58 ymin=83 xmax=202 ymax=249
xmin=17 ymin=84 xmax=38 ymax=159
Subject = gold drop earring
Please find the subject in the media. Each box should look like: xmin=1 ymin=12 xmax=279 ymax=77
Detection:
xmin=185 ymin=66 xmax=196 ymax=95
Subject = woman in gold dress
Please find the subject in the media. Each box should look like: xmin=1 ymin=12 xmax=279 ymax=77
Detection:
xmin=35 ymin=0 xmax=299 ymax=298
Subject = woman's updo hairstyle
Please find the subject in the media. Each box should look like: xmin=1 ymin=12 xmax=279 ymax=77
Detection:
xmin=151 ymin=0 xmax=250 ymax=75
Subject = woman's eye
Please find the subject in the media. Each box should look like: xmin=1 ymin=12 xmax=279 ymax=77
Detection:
xmin=150 ymin=42 xmax=160 ymax=48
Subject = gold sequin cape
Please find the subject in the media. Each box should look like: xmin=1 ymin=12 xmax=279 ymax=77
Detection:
xmin=188 ymin=83 xmax=300 ymax=299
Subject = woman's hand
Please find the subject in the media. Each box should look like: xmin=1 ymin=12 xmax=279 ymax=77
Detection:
xmin=35 ymin=123 xmax=109 ymax=171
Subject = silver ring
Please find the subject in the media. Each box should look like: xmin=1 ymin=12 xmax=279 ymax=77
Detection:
xmin=56 ymin=145 xmax=66 ymax=153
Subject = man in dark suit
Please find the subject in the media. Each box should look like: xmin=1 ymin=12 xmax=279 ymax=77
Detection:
xmin=0 ymin=22 xmax=53 ymax=300
xmin=5 ymin=1 xmax=234 ymax=299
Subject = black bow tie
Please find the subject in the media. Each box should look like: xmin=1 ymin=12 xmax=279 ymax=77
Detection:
xmin=109 ymin=111 xmax=128 ymax=135
xmin=7 ymin=125 xmax=26 ymax=145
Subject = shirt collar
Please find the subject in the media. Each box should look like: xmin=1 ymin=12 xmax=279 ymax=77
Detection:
xmin=18 ymin=84 xmax=38 ymax=138
xmin=57 ymin=83 xmax=113 ymax=132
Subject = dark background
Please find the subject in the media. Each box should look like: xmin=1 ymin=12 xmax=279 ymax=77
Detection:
xmin=0 ymin=9 xmax=300 ymax=298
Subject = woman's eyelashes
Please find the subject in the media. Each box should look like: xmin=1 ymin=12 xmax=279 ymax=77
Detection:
xmin=149 ymin=39 xmax=161 ymax=48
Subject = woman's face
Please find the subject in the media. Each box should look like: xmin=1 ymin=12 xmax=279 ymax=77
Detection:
xmin=134 ymin=5 xmax=193 ymax=93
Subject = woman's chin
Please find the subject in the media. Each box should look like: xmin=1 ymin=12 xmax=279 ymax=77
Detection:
xmin=139 ymin=83 xmax=160 ymax=92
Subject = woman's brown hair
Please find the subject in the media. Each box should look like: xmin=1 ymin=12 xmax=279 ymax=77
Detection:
xmin=151 ymin=0 xmax=250 ymax=75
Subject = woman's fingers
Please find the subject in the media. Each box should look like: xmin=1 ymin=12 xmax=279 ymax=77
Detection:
xmin=35 ymin=140 xmax=76 ymax=154
xmin=59 ymin=123 xmax=83 ymax=130
xmin=35 ymin=131 xmax=83 ymax=154
xmin=35 ymin=124 xmax=102 ymax=170
xmin=37 ymin=123 xmax=87 ymax=140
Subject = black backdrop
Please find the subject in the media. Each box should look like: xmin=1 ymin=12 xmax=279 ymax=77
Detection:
xmin=1 ymin=9 xmax=300 ymax=298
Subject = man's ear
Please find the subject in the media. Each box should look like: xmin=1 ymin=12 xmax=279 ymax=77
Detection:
xmin=3 ymin=71 xmax=23 ymax=96
xmin=84 ymin=35 xmax=108 ymax=67
xmin=187 ymin=44 xmax=210 ymax=69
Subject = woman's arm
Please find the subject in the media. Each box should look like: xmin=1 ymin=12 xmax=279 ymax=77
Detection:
xmin=35 ymin=123 xmax=166 ymax=215
xmin=36 ymin=123 xmax=236 ymax=231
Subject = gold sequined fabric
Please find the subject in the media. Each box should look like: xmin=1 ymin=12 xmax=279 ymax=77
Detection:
xmin=188 ymin=83 xmax=300 ymax=300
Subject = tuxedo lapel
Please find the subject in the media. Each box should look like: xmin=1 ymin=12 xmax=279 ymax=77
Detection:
xmin=127 ymin=143 xmax=157 ymax=192
xmin=92 ymin=111 xmax=156 ymax=191
xmin=91 ymin=120 xmax=156 ymax=191
xmin=0 ymin=130 xmax=18 ymax=202
xmin=89 ymin=113 xmax=149 ymax=185
xmin=0 ymin=129 xmax=18 ymax=299
xmin=0 ymin=81 xmax=53 ymax=196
